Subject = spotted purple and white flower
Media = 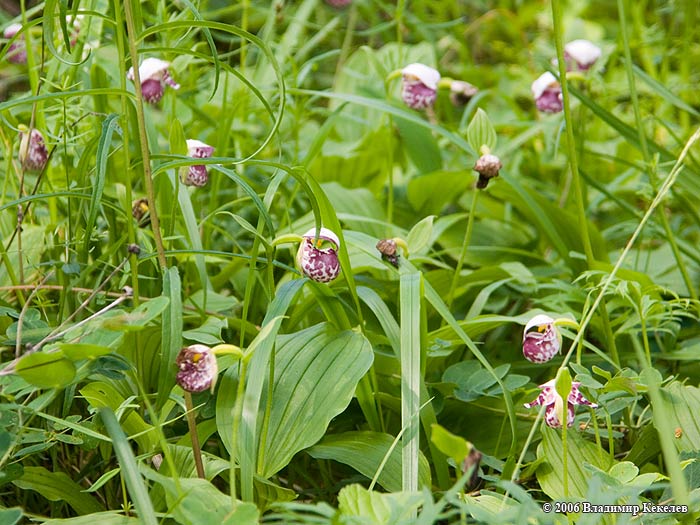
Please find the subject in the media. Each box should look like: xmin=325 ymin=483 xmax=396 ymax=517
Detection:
xmin=127 ymin=58 xmax=180 ymax=104
xmin=531 ymin=72 xmax=562 ymax=114
xmin=296 ymin=227 xmax=341 ymax=283
xmin=524 ymin=379 xmax=597 ymax=429
xmin=522 ymin=314 xmax=561 ymax=363
xmin=4 ymin=23 xmax=27 ymax=64
xmin=176 ymin=344 xmax=219 ymax=393
xmin=564 ymin=39 xmax=602 ymax=71
xmin=19 ymin=128 xmax=48 ymax=171
xmin=401 ymin=63 xmax=440 ymax=110
xmin=182 ymin=139 xmax=214 ymax=187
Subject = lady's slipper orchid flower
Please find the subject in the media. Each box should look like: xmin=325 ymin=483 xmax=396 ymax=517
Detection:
xmin=176 ymin=344 xmax=218 ymax=393
xmin=449 ymin=79 xmax=478 ymax=106
xmin=183 ymin=139 xmax=214 ymax=187
xmin=522 ymin=314 xmax=561 ymax=363
xmin=4 ymin=23 xmax=27 ymax=64
xmin=18 ymin=128 xmax=48 ymax=171
xmin=127 ymin=58 xmax=180 ymax=104
xmin=524 ymin=379 xmax=597 ymax=428
xmin=401 ymin=63 xmax=440 ymax=110
xmin=531 ymin=72 xmax=562 ymax=113
xmin=564 ymin=39 xmax=601 ymax=71
xmin=297 ymin=227 xmax=341 ymax=283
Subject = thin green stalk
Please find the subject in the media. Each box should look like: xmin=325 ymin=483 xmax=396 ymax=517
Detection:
xmin=446 ymin=190 xmax=479 ymax=311
xmin=121 ymin=0 xmax=167 ymax=270
xmin=617 ymin=0 xmax=697 ymax=301
xmin=230 ymin=360 xmax=248 ymax=503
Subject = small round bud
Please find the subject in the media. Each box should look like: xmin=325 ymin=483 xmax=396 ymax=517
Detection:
xmin=473 ymin=154 xmax=502 ymax=189
xmin=376 ymin=239 xmax=400 ymax=268
xmin=127 ymin=243 xmax=141 ymax=255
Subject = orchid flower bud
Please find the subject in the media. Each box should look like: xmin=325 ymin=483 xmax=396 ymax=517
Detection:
xmin=127 ymin=58 xmax=180 ymax=104
xmin=183 ymin=139 xmax=214 ymax=187
xmin=449 ymin=80 xmax=478 ymax=106
xmin=4 ymin=23 xmax=27 ymax=64
xmin=18 ymin=127 xmax=48 ymax=172
xmin=401 ymin=63 xmax=440 ymax=110
xmin=531 ymin=72 xmax=562 ymax=114
xmin=176 ymin=344 xmax=218 ymax=393
xmin=524 ymin=379 xmax=597 ymax=428
xmin=474 ymin=154 xmax=502 ymax=189
xmin=296 ymin=227 xmax=341 ymax=283
xmin=564 ymin=39 xmax=601 ymax=71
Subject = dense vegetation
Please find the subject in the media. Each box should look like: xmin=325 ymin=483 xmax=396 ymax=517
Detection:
xmin=1 ymin=0 xmax=700 ymax=523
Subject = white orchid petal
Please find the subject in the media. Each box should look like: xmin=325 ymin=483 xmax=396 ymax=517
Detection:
xmin=401 ymin=63 xmax=441 ymax=90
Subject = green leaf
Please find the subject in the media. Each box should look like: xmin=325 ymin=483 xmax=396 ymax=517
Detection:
xmin=12 ymin=466 xmax=104 ymax=515
xmin=536 ymin=427 xmax=612 ymax=499
xmin=395 ymin=117 xmax=442 ymax=174
xmin=100 ymin=409 xmax=158 ymax=525
xmin=406 ymin=215 xmax=435 ymax=256
xmin=41 ymin=512 xmax=141 ymax=525
xmin=169 ymin=118 xmax=187 ymax=156
xmin=406 ymin=171 xmax=472 ymax=216
xmin=467 ymin=108 xmax=497 ymax=154
xmin=0 ymin=508 xmax=22 ymax=525
xmin=157 ymin=267 xmax=182 ymax=411
xmin=58 ymin=343 xmax=113 ymax=360
xmin=260 ymin=323 xmax=374 ymax=477
xmin=182 ymin=316 xmax=227 ymax=345
xmin=654 ymin=381 xmax=700 ymax=452
xmin=308 ymin=431 xmax=431 ymax=492
xmin=101 ymin=297 xmax=170 ymax=331
xmin=430 ymin=424 xmax=471 ymax=466
xmin=143 ymin=469 xmax=259 ymax=525
xmin=16 ymin=351 xmax=76 ymax=388
xmin=337 ymin=484 xmax=423 ymax=525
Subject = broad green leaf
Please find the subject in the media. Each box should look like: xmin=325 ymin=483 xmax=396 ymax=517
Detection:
xmin=654 ymin=381 xmax=700 ymax=452
xmin=406 ymin=171 xmax=472 ymax=216
xmin=260 ymin=323 xmax=374 ymax=477
xmin=16 ymin=351 xmax=76 ymax=388
xmin=80 ymin=382 xmax=156 ymax=453
xmin=467 ymin=108 xmax=497 ymax=154
xmin=143 ymin=469 xmax=259 ymax=525
xmin=308 ymin=431 xmax=431 ymax=492
xmin=12 ymin=466 xmax=104 ymax=515
xmin=0 ymin=508 xmax=22 ymax=525
xmin=101 ymin=297 xmax=169 ymax=331
xmin=537 ymin=427 xmax=612 ymax=499
xmin=182 ymin=316 xmax=227 ymax=345
xmin=58 ymin=343 xmax=112 ymax=360
xmin=395 ymin=117 xmax=442 ymax=174
xmin=42 ymin=512 xmax=141 ymax=525
xmin=337 ymin=484 xmax=423 ymax=525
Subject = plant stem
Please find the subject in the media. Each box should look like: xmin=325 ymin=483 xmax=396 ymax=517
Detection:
xmin=184 ymin=392 xmax=206 ymax=479
xmin=447 ymin=190 xmax=479 ymax=311
xmin=122 ymin=0 xmax=167 ymax=269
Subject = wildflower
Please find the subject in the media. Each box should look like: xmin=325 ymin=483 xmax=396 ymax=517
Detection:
xmin=296 ymin=227 xmax=341 ymax=283
xmin=531 ymin=72 xmax=562 ymax=113
xmin=18 ymin=127 xmax=48 ymax=171
xmin=564 ymin=39 xmax=601 ymax=71
xmin=4 ymin=23 xmax=27 ymax=64
xmin=524 ymin=379 xmax=597 ymax=429
xmin=401 ymin=63 xmax=440 ymax=110
xmin=473 ymin=154 xmax=502 ymax=189
xmin=176 ymin=344 xmax=218 ymax=393
xmin=522 ymin=314 xmax=561 ymax=363
xmin=183 ymin=139 xmax=214 ymax=187
xmin=449 ymin=80 xmax=478 ymax=106
xmin=127 ymin=58 xmax=180 ymax=104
